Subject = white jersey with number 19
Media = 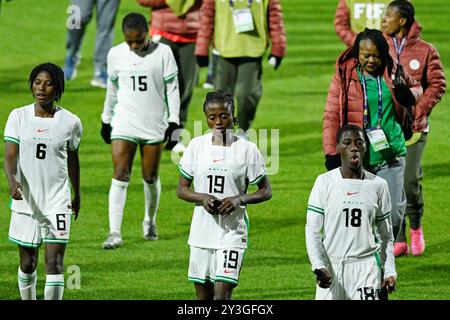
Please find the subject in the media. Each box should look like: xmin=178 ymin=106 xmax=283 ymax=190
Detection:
xmin=179 ymin=133 xmax=267 ymax=249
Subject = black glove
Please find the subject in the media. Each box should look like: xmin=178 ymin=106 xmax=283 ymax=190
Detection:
xmin=393 ymin=64 xmax=415 ymax=108
xmin=313 ymin=268 xmax=332 ymax=289
xmin=100 ymin=122 xmax=112 ymax=144
xmin=268 ymin=54 xmax=283 ymax=70
xmin=164 ymin=122 xmax=180 ymax=150
xmin=325 ymin=154 xmax=341 ymax=171
xmin=196 ymin=55 xmax=209 ymax=68
xmin=394 ymin=83 xmax=415 ymax=109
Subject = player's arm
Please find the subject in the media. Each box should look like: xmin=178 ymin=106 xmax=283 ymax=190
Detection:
xmin=216 ymin=176 xmax=272 ymax=217
xmin=4 ymin=141 xmax=23 ymax=200
xmin=177 ymin=175 xmax=219 ymax=215
xmin=376 ymin=216 xmax=397 ymax=293
xmin=334 ymin=0 xmax=356 ymax=47
xmin=67 ymin=148 xmax=80 ymax=219
xmin=100 ymin=52 xmax=118 ymax=143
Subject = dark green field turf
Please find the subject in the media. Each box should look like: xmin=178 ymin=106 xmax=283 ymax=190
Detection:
xmin=0 ymin=0 xmax=449 ymax=299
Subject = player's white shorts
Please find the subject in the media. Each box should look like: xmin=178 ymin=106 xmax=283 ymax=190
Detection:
xmin=8 ymin=210 xmax=72 ymax=248
xmin=188 ymin=246 xmax=246 ymax=286
xmin=315 ymin=254 xmax=382 ymax=300
xmin=111 ymin=120 xmax=166 ymax=145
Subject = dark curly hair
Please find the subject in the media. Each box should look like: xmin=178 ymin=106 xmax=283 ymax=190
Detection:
xmin=203 ymin=90 xmax=238 ymax=126
xmin=29 ymin=63 xmax=65 ymax=102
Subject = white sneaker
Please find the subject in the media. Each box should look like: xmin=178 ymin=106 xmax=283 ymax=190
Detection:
xmin=172 ymin=141 xmax=186 ymax=154
xmin=102 ymin=232 xmax=123 ymax=249
xmin=202 ymin=82 xmax=214 ymax=90
xmin=90 ymin=78 xmax=107 ymax=89
xmin=143 ymin=220 xmax=158 ymax=241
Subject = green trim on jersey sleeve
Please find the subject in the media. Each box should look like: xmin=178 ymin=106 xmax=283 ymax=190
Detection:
xmin=307 ymin=204 xmax=324 ymax=215
xmin=376 ymin=211 xmax=391 ymax=221
xmin=164 ymin=71 xmax=178 ymax=83
xmin=178 ymin=164 xmax=193 ymax=180
xmin=4 ymin=136 xmax=20 ymax=145
xmin=249 ymin=174 xmax=266 ymax=186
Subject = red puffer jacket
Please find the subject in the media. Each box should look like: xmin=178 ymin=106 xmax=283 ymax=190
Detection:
xmin=323 ymin=48 xmax=423 ymax=156
xmin=385 ymin=21 xmax=446 ymax=131
xmin=138 ymin=0 xmax=201 ymax=41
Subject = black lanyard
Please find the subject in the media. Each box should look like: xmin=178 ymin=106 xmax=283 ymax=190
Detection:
xmin=392 ymin=37 xmax=406 ymax=63
xmin=229 ymin=0 xmax=252 ymax=8
xmin=360 ymin=66 xmax=383 ymax=129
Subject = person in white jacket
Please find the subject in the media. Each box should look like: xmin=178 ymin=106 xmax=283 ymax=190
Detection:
xmin=305 ymin=124 xmax=396 ymax=300
xmin=100 ymin=13 xmax=180 ymax=249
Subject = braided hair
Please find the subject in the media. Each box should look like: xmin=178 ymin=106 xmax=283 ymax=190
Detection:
xmin=203 ymin=90 xmax=238 ymax=126
xmin=29 ymin=63 xmax=65 ymax=102
xmin=350 ymin=28 xmax=394 ymax=76
xmin=388 ymin=0 xmax=415 ymax=30
xmin=122 ymin=12 xmax=148 ymax=33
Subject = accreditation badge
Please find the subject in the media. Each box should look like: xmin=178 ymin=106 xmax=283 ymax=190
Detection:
xmin=365 ymin=127 xmax=389 ymax=151
xmin=232 ymin=8 xmax=255 ymax=33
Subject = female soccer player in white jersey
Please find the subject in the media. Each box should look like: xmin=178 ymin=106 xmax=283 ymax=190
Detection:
xmin=3 ymin=63 xmax=82 ymax=300
xmin=177 ymin=90 xmax=272 ymax=300
xmin=100 ymin=13 xmax=180 ymax=249
xmin=306 ymin=124 xmax=396 ymax=300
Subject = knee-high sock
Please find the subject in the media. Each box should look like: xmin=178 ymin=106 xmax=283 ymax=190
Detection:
xmin=18 ymin=267 xmax=37 ymax=300
xmin=109 ymin=178 xmax=129 ymax=235
xmin=143 ymin=178 xmax=161 ymax=223
xmin=44 ymin=274 xmax=64 ymax=300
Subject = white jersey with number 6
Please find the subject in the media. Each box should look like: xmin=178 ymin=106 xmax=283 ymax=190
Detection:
xmin=4 ymin=104 xmax=82 ymax=215
xmin=179 ymin=133 xmax=267 ymax=249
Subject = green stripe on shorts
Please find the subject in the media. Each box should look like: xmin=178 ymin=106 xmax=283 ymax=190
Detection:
xmin=111 ymin=135 xmax=139 ymax=144
xmin=8 ymin=236 xmax=41 ymax=248
xmin=214 ymin=275 xmax=238 ymax=285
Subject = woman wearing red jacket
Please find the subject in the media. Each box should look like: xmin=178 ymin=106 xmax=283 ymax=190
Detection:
xmin=323 ymin=28 xmax=422 ymax=251
xmin=382 ymin=0 xmax=446 ymax=257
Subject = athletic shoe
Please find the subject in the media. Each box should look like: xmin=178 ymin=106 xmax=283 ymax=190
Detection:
xmin=102 ymin=232 xmax=123 ymax=249
xmin=410 ymin=227 xmax=425 ymax=256
xmin=394 ymin=242 xmax=410 ymax=257
xmin=63 ymin=55 xmax=80 ymax=80
xmin=202 ymin=74 xmax=214 ymax=90
xmin=172 ymin=141 xmax=186 ymax=154
xmin=90 ymin=71 xmax=107 ymax=89
xmin=143 ymin=220 xmax=158 ymax=241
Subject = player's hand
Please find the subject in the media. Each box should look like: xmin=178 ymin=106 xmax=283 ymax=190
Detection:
xmin=268 ymin=54 xmax=283 ymax=70
xmin=325 ymin=154 xmax=341 ymax=171
xmin=164 ymin=122 xmax=180 ymax=150
xmin=8 ymin=179 xmax=23 ymax=200
xmin=100 ymin=122 xmax=112 ymax=144
xmin=314 ymin=268 xmax=332 ymax=288
xmin=381 ymin=276 xmax=396 ymax=293
xmin=216 ymin=196 xmax=242 ymax=217
xmin=202 ymin=194 xmax=220 ymax=215
xmin=72 ymin=195 xmax=80 ymax=220
xmin=196 ymin=55 xmax=209 ymax=68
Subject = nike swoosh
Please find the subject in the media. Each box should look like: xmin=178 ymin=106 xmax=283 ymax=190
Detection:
xmin=37 ymin=129 xmax=48 ymax=132
xmin=213 ymin=159 xmax=224 ymax=163
xmin=347 ymin=192 xmax=359 ymax=196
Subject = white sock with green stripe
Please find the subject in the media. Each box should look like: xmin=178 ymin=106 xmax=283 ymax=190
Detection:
xmin=44 ymin=274 xmax=64 ymax=300
xmin=18 ymin=267 xmax=37 ymax=300
xmin=109 ymin=178 xmax=129 ymax=235
xmin=143 ymin=178 xmax=161 ymax=223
